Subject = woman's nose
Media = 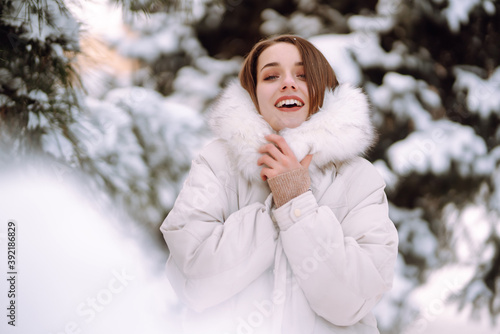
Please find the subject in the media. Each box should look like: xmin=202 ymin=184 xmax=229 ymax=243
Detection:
xmin=281 ymin=74 xmax=297 ymax=90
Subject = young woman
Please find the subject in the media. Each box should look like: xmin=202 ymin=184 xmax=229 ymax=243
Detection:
xmin=160 ymin=35 xmax=398 ymax=334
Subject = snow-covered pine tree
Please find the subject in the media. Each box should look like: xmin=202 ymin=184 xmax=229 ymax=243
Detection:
xmin=0 ymin=0 xmax=82 ymax=164
xmin=69 ymin=0 xmax=232 ymax=239
xmin=0 ymin=0 xmax=209 ymax=250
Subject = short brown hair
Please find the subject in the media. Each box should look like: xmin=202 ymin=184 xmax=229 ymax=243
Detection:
xmin=239 ymin=35 xmax=338 ymax=116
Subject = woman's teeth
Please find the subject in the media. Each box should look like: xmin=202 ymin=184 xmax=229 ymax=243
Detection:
xmin=275 ymin=99 xmax=304 ymax=108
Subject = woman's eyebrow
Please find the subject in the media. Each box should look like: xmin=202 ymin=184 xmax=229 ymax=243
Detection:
xmin=260 ymin=61 xmax=304 ymax=72
xmin=260 ymin=62 xmax=279 ymax=72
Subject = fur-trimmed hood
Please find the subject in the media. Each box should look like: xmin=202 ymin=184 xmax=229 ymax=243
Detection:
xmin=208 ymin=80 xmax=376 ymax=182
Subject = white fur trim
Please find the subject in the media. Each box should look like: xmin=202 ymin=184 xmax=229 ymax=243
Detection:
xmin=208 ymin=81 xmax=376 ymax=181
xmin=208 ymin=81 xmax=274 ymax=181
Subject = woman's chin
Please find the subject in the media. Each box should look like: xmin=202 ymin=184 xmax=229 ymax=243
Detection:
xmin=274 ymin=121 xmax=304 ymax=132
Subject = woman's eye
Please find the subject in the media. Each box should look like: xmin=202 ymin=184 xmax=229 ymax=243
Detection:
xmin=297 ymin=73 xmax=306 ymax=80
xmin=264 ymin=75 xmax=278 ymax=81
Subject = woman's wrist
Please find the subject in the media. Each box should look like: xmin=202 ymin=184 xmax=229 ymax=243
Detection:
xmin=267 ymin=168 xmax=311 ymax=208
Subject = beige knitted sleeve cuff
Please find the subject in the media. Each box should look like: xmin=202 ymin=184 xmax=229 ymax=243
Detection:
xmin=267 ymin=168 xmax=311 ymax=208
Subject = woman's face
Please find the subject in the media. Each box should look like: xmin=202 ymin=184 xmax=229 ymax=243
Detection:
xmin=256 ymin=42 xmax=309 ymax=132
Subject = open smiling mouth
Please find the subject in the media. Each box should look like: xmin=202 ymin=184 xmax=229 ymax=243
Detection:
xmin=275 ymin=99 xmax=304 ymax=109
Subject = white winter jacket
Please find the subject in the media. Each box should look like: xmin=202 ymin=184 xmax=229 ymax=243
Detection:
xmin=160 ymin=81 xmax=399 ymax=334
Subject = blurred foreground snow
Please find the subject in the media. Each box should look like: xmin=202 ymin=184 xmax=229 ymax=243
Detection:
xmin=0 ymin=165 xmax=180 ymax=334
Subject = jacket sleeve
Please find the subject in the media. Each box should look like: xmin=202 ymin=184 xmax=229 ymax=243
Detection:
xmin=272 ymin=159 xmax=398 ymax=326
xmin=160 ymin=153 xmax=278 ymax=312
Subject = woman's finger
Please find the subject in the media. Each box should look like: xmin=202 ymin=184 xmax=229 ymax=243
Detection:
xmin=264 ymin=134 xmax=295 ymax=158
xmin=260 ymin=166 xmax=281 ymax=181
xmin=260 ymin=167 xmax=270 ymax=181
xmin=257 ymin=154 xmax=278 ymax=169
xmin=300 ymin=154 xmax=313 ymax=169
xmin=260 ymin=167 xmax=276 ymax=181
xmin=258 ymin=143 xmax=284 ymax=162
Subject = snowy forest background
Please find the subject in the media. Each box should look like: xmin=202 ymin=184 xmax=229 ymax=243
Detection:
xmin=1 ymin=0 xmax=500 ymax=333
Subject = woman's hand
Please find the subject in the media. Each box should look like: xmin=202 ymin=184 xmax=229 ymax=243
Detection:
xmin=257 ymin=134 xmax=313 ymax=181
